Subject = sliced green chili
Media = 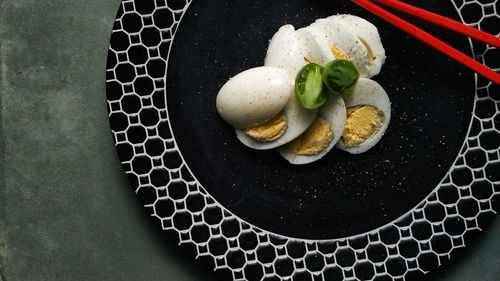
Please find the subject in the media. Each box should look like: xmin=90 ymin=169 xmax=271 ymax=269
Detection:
xmin=322 ymin=60 xmax=360 ymax=94
xmin=295 ymin=63 xmax=327 ymax=109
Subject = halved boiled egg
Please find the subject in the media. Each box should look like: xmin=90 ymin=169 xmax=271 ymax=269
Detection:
xmin=235 ymin=92 xmax=317 ymax=150
xmin=278 ymin=94 xmax=346 ymax=164
xmin=329 ymin=14 xmax=386 ymax=77
xmin=304 ymin=18 xmax=371 ymax=78
xmin=264 ymin=25 xmax=308 ymax=76
xmin=264 ymin=24 xmax=334 ymax=76
xmin=295 ymin=27 xmax=336 ymax=66
xmin=336 ymin=78 xmax=391 ymax=154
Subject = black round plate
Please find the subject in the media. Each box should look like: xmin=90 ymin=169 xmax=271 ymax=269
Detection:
xmin=106 ymin=0 xmax=500 ymax=280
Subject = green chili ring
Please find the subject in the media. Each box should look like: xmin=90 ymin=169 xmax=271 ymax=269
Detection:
xmin=322 ymin=60 xmax=360 ymax=94
xmin=295 ymin=63 xmax=327 ymax=109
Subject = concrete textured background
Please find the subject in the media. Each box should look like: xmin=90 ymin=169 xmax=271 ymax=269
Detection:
xmin=0 ymin=0 xmax=498 ymax=280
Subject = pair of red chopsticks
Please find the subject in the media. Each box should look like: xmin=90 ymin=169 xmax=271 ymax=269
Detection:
xmin=350 ymin=0 xmax=500 ymax=85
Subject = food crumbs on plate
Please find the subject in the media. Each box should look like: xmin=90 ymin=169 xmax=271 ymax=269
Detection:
xmin=342 ymin=105 xmax=384 ymax=147
xmin=286 ymin=117 xmax=333 ymax=157
xmin=244 ymin=113 xmax=288 ymax=142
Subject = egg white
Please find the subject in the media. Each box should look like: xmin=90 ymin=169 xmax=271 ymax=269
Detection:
xmin=305 ymin=18 xmax=371 ymax=78
xmin=236 ymin=92 xmax=317 ymax=150
xmin=336 ymin=78 xmax=391 ymax=154
xmin=264 ymin=25 xmax=308 ymax=76
xmin=216 ymin=66 xmax=293 ymax=129
xmin=329 ymin=14 xmax=386 ymax=77
xmin=295 ymin=27 xmax=335 ymax=66
xmin=278 ymin=94 xmax=347 ymax=165
xmin=265 ymin=24 xmax=334 ymax=76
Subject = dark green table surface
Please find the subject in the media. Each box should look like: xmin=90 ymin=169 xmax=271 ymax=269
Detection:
xmin=0 ymin=0 xmax=499 ymax=280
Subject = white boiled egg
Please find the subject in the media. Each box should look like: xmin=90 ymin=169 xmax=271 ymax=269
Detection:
xmin=278 ymin=94 xmax=347 ymax=165
xmin=295 ymin=27 xmax=335 ymax=66
xmin=235 ymin=92 xmax=317 ymax=150
xmin=216 ymin=66 xmax=292 ymax=129
xmin=336 ymin=78 xmax=391 ymax=154
xmin=304 ymin=18 xmax=371 ymax=78
xmin=329 ymin=14 xmax=386 ymax=77
xmin=264 ymin=25 xmax=308 ymax=76
xmin=264 ymin=24 xmax=334 ymax=76
xmin=231 ymin=25 xmax=324 ymax=151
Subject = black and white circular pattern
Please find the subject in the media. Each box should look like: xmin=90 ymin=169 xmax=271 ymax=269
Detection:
xmin=105 ymin=0 xmax=500 ymax=280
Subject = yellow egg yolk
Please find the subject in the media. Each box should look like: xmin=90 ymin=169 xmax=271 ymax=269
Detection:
xmin=358 ymin=37 xmax=375 ymax=66
xmin=244 ymin=113 xmax=287 ymax=142
xmin=330 ymin=45 xmax=351 ymax=61
xmin=342 ymin=105 xmax=384 ymax=147
xmin=285 ymin=117 xmax=334 ymax=157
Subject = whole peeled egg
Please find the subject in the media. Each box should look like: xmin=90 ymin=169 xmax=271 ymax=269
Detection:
xmin=216 ymin=66 xmax=293 ymax=129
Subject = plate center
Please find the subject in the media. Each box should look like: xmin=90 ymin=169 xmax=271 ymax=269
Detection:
xmin=166 ymin=0 xmax=474 ymax=239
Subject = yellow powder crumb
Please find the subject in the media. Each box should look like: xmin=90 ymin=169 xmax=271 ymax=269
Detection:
xmin=286 ymin=117 xmax=334 ymax=157
xmin=342 ymin=105 xmax=384 ymax=147
xmin=244 ymin=113 xmax=287 ymax=142
xmin=330 ymin=45 xmax=351 ymax=61
xmin=358 ymin=37 xmax=375 ymax=66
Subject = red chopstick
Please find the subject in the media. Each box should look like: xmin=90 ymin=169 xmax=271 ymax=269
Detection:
xmin=350 ymin=0 xmax=500 ymax=85
xmin=371 ymin=0 xmax=500 ymax=48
